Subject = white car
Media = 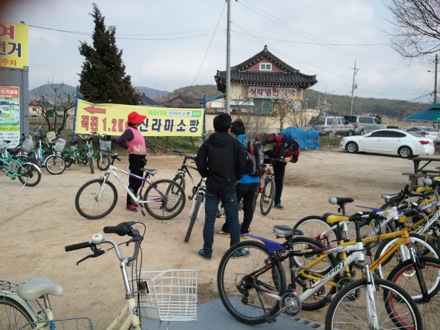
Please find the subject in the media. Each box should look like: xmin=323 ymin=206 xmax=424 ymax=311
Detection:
xmin=407 ymin=126 xmax=440 ymax=144
xmin=339 ymin=128 xmax=435 ymax=158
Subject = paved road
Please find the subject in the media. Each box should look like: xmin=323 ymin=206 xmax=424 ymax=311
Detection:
xmin=142 ymin=299 xmax=323 ymax=329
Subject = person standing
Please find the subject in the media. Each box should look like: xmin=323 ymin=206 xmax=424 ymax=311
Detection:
xmin=216 ymin=119 xmax=260 ymax=236
xmin=261 ymin=133 xmax=300 ymax=210
xmin=195 ymin=113 xmax=246 ymax=259
xmin=116 ymin=111 xmax=147 ymax=212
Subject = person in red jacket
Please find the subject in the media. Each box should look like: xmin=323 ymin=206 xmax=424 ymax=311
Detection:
xmin=116 ymin=111 xmax=147 ymax=212
xmin=261 ymin=134 xmax=300 ymax=210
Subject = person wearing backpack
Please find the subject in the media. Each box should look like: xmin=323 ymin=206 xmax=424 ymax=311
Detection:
xmin=216 ymin=119 xmax=260 ymax=236
xmin=261 ymin=133 xmax=300 ymax=210
xmin=195 ymin=113 xmax=246 ymax=260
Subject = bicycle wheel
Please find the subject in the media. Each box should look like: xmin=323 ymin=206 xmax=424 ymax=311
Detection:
xmin=97 ymin=153 xmax=110 ymax=171
xmin=18 ymin=163 xmax=41 ymax=187
xmin=217 ymin=240 xmax=286 ymax=325
xmin=62 ymin=150 xmax=72 ymax=167
xmin=88 ymin=156 xmax=94 ymax=174
xmin=288 ymin=236 xmax=338 ymax=311
xmin=325 ymin=277 xmax=423 ymax=330
xmin=172 ymin=173 xmax=186 ymax=192
xmin=388 ymin=256 xmax=440 ymax=329
xmin=142 ymin=179 xmax=186 ymax=220
xmin=75 ymin=179 xmax=118 ymax=219
xmin=374 ymin=233 xmax=440 ymax=279
xmin=293 ymin=216 xmax=337 ymax=247
xmin=45 ymin=155 xmax=65 ymax=175
xmin=0 ymin=296 xmax=36 ymax=329
xmin=184 ymin=193 xmax=204 ymax=243
xmin=260 ymin=175 xmax=275 ymax=215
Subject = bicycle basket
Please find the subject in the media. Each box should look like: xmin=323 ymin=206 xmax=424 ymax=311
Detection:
xmin=21 ymin=138 xmax=34 ymax=153
xmin=46 ymin=131 xmax=56 ymax=144
xmin=54 ymin=138 xmax=66 ymax=152
xmin=99 ymin=140 xmax=112 ymax=152
xmin=135 ymin=269 xmax=197 ymax=321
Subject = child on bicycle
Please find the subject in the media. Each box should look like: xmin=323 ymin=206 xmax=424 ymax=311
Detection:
xmin=116 ymin=111 xmax=147 ymax=212
xmin=261 ymin=133 xmax=300 ymax=210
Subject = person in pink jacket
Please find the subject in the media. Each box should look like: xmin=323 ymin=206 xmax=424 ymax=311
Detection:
xmin=116 ymin=111 xmax=147 ymax=212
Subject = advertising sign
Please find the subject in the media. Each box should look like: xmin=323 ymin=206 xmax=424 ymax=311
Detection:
xmin=75 ymin=100 xmax=204 ymax=137
xmin=0 ymin=20 xmax=28 ymax=69
xmin=248 ymin=86 xmax=303 ymax=100
xmin=0 ymin=86 xmax=20 ymax=145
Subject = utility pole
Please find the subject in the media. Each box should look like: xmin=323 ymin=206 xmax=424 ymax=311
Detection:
xmin=225 ymin=0 xmax=232 ymax=114
xmin=349 ymin=61 xmax=359 ymax=116
xmin=434 ymin=54 xmax=438 ymax=104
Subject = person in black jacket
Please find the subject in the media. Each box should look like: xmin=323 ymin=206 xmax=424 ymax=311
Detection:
xmin=195 ymin=113 xmax=246 ymax=259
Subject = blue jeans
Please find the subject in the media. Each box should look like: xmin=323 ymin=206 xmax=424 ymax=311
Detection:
xmin=202 ymin=190 xmax=240 ymax=256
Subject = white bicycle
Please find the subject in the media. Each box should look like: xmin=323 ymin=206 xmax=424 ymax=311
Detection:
xmin=0 ymin=222 xmax=197 ymax=329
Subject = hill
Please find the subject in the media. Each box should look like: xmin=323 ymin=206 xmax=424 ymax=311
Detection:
xmin=29 ymin=84 xmax=430 ymax=120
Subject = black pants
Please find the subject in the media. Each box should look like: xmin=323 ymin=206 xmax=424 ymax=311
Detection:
xmin=272 ymin=160 xmax=287 ymax=205
xmin=127 ymin=154 xmax=147 ymax=206
xmin=221 ymin=182 xmax=259 ymax=234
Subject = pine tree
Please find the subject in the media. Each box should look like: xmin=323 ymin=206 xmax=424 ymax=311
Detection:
xmin=79 ymin=3 xmax=139 ymax=104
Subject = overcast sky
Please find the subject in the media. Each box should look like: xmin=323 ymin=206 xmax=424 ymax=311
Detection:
xmin=1 ymin=0 xmax=437 ymax=103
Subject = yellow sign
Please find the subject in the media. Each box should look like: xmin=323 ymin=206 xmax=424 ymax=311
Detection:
xmin=75 ymin=100 xmax=204 ymax=137
xmin=0 ymin=21 xmax=28 ymax=69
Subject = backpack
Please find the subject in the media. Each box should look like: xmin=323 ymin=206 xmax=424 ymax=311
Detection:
xmin=243 ymin=138 xmax=265 ymax=177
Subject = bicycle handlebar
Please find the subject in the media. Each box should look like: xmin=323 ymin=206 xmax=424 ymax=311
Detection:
xmin=65 ymin=241 xmax=93 ymax=252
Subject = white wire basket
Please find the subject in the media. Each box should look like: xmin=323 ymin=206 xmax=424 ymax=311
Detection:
xmin=99 ymin=140 xmax=112 ymax=152
xmin=21 ymin=138 xmax=34 ymax=153
xmin=135 ymin=269 xmax=197 ymax=322
xmin=45 ymin=131 xmax=56 ymax=144
xmin=54 ymin=138 xmax=66 ymax=152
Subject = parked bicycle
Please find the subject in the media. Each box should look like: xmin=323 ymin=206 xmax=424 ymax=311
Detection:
xmin=28 ymin=124 xmax=66 ymax=175
xmin=0 ymin=221 xmax=197 ymax=329
xmin=217 ymin=212 xmax=423 ymax=329
xmin=75 ymin=154 xmax=186 ymax=220
xmin=0 ymin=138 xmax=41 ymax=187
xmin=254 ymin=156 xmax=276 ymax=215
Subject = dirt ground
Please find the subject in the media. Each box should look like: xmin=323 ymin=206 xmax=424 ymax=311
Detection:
xmin=1 ymin=148 xmax=422 ymax=328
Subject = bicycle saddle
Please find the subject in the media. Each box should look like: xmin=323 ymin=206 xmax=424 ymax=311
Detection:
xmin=17 ymin=276 xmax=63 ymax=300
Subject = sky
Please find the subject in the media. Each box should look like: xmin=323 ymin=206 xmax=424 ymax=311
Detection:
xmin=1 ymin=0 xmax=438 ymax=103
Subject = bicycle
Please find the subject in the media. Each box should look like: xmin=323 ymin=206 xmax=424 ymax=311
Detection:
xmin=28 ymin=124 xmax=66 ymax=175
xmin=75 ymin=153 xmax=186 ymax=220
xmin=217 ymin=213 xmax=424 ymax=329
xmin=255 ymin=156 xmax=276 ymax=216
xmin=0 ymin=221 xmax=198 ymax=329
xmin=0 ymin=138 xmax=42 ymax=187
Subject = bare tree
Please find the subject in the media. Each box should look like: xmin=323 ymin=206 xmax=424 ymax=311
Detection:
xmin=271 ymin=90 xmax=299 ymax=131
xmin=33 ymin=82 xmax=76 ymax=135
xmin=386 ymin=0 xmax=440 ymax=58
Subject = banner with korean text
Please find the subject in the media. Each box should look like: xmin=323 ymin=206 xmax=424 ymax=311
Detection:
xmin=0 ymin=20 xmax=28 ymax=69
xmin=75 ymin=100 xmax=203 ymax=137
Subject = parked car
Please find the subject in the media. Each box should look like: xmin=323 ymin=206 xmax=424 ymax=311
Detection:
xmin=407 ymin=126 xmax=440 ymax=144
xmin=339 ymin=128 xmax=435 ymax=158
xmin=344 ymin=115 xmax=385 ymax=135
xmin=312 ymin=116 xmax=354 ymax=136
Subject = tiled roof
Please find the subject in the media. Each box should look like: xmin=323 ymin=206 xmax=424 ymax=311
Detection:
xmin=214 ymin=45 xmax=317 ymax=93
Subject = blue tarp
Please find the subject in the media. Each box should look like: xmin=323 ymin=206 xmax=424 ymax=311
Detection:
xmin=279 ymin=126 xmax=320 ymax=150
xmin=404 ymin=104 xmax=440 ymax=122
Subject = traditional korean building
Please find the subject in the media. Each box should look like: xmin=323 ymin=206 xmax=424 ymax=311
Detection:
xmin=214 ymin=45 xmax=317 ymax=114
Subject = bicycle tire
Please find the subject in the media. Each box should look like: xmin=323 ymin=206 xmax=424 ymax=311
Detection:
xmin=142 ymin=179 xmax=186 ymax=220
xmin=217 ymin=240 xmax=286 ymax=325
xmin=18 ymin=163 xmax=41 ymax=187
xmin=173 ymin=173 xmax=186 ymax=192
xmin=388 ymin=256 xmax=440 ymax=329
xmin=184 ymin=193 xmax=204 ymax=243
xmin=97 ymin=153 xmax=110 ymax=171
xmin=288 ymin=236 xmax=339 ymax=311
xmin=75 ymin=179 xmax=118 ymax=219
xmin=45 ymin=155 xmax=66 ymax=175
xmin=260 ymin=175 xmax=275 ymax=215
xmin=325 ymin=277 xmax=423 ymax=330
xmin=293 ymin=216 xmax=337 ymax=247
xmin=374 ymin=233 xmax=440 ymax=279
xmin=88 ymin=156 xmax=94 ymax=174
xmin=0 ymin=296 xmax=36 ymax=329
xmin=62 ymin=150 xmax=72 ymax=167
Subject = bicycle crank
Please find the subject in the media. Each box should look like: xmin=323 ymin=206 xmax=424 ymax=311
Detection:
xmin=279 ymin=292 xmax=301 ymax=316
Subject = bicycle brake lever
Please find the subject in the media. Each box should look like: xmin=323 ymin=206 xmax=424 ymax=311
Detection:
xmin=76 ymin=247 xmax=105 ymax=265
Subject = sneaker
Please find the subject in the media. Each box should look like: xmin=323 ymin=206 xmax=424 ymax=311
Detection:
xmin=126 ymin=204 xmax=138 ymax=212
xmin=198 ymin=249 xmax=212 ymax=260
xmin=240 ymin=234 xmax=249 ymax=239
xmin=274 ymin=204 xmax=284 ymax=210
xmin=232 ymin=249 xmax=249 ymax=258
xmin=215 ymin=229 xmax=230 ymax=236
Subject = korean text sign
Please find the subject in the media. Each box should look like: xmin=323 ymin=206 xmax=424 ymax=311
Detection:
xmin=0 ymin=20 xmax=28 ymax=69
xmin=75 ymin=100 xmax=204 ymax=137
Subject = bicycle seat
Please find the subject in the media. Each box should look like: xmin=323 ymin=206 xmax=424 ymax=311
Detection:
xmin=273 ymin=225 xmax=303 ymax=237
xmin=17 ymin=276 xmax=63 ymax=300
xmin=70 ymin=139 xmax=79 ymax=145
xmin=142 ymin=168 xmax=157 ymax=175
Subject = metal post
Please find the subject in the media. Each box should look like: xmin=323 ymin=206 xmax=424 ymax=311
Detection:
xmin=434 ymin=54 xmax=438 ymax=104
xmin=225 ymin=0 xmax=231 ymax=114
xmin=350 ymin=61 xmax=358 ymax=116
